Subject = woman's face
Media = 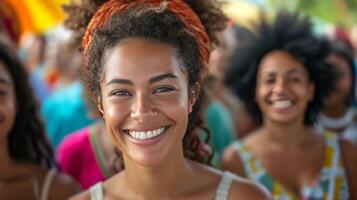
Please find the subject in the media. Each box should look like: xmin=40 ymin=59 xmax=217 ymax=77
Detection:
xmin=0 ymin=61 xmax=16 ymax=139
xmin=324 ymin=53 xmax=352 ymax=107
xmin=255 ymin=50 xmax=314 ymax=125
xmin=99 ymin=38 xmax=197 ymax=167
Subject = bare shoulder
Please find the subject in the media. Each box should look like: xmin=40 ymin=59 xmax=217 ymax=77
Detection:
xmin=191 ymin=162 xmax=270 ymax=199
xmin=68 ymin=190 xmax=90 ymax=200
xmin=49 ymin=172 xmax=82 ymax=200
xmin=228 ymin=175 xmax=271 ymax=200
xmin=221 ymin=130 xmax=263 ymax=177
xmin=339 ymin=138 xmax=357 ymax=169
xmin=340 ymin=138 xmax=357 ymax=154
xmin=221 ymin=143 xmax=245 ymax=177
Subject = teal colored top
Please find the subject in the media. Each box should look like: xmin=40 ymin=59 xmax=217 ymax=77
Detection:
xmin=204 ymin=101 xmax=236 ymax=166
xmin=42 ymin=81 xmax=93 ymax=148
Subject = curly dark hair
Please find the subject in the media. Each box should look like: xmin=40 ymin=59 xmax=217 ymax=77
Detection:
xmin=328 ymin=39 xmax=356 ymax=106
xmin=225 ymin=11 xmax=336 ymax=126
xmin=0 ymin=42 xmax=53 ymax=168
xmin=63 ymin=0 xmax=227 ymax=163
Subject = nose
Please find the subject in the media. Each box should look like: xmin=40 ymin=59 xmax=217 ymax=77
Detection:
xmin=273 ymin=78 xmax=286 ymax=94
xmin=130 ymin=93 xmax=158 ymax=122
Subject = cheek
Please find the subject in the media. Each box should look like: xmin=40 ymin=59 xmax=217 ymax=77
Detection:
xmin=255 ymin=85 xmax=267 ymax=107
xmin=158 ymin=93 xmax=190 ymax=122
xmin=0 ymin=97 xmax=16 ymax=136
xmin=338 ymin=78 xmax=352 ymax=93
xmin=102 ymin=99 xmax=129 ymax=136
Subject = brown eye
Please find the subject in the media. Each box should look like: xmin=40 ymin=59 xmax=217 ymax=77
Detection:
xmin=264 ymin=78 xmax=274 ymax=84
xmin=112 ymin=90 xmax=131 ymax=96
xmin=153 ymin=87 xmax=174 ymax=94
xmin=0 ymin=90 xmax=7 ymax=96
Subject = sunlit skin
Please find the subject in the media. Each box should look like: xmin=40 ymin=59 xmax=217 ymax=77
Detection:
xmin=99 ymin=38 xmax=195 ymax=168
xmin=70 ymin=38 xmax=271 ymax=200
xmin=322 ymin=53 xmax=352 ymax=118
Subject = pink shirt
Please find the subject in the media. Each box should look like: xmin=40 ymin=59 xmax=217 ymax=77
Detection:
xmin=57 ymin=125 xmax=106 ymax=189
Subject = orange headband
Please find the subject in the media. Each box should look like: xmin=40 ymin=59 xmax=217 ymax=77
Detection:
xmin=82 ymin=0 xmax=211 ymax=68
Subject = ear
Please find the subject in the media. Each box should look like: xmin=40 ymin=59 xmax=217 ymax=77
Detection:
xmin=93 ymin=94 xmax=104 ymax=118
xmin=188 ymin=82 xmax=200 ymax=114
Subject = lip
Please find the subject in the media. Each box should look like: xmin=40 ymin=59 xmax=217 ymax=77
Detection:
xmin=124 ymin=126 xmax=170 ymax=146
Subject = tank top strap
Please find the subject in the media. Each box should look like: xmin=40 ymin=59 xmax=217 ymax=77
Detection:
xmin=322 ymin=132 xmax=346 ymax=200
xmin=40 ymin=168 xmax=57 ymax=200
xmin=232 ymin=141 xmax=263 ymax=178
xmin=215 ymin=171 xmax=236 ymax=200
xmin=90 ymin=182 xmax=104 ymax=200
xmin=32 ymin=175 xmax=40 ymax=200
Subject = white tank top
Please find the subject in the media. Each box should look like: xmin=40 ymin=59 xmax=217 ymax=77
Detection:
xmin=32 ymin=168 xmax=57 ymax=200
xmin=89 ymin=171 xmax=235 ymax=200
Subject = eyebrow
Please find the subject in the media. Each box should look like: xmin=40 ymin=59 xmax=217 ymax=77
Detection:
xmin=106 ymin=73 xmax=178 ymax=86
xmin=106 ymin=78 xmax=132 ymax=86
xmin=0 ymin=77 xmax=9 ymax=85
xmin=262 ymin=68 xmax=301 ymax=76
xmin=286 ymin=68 xmax=302 ymax=75
xmin=149 ymin=73 xmax=178 ymax=83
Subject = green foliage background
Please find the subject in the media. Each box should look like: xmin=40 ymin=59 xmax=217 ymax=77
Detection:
xmin=265 ymin=0 xmax=357 ymax=28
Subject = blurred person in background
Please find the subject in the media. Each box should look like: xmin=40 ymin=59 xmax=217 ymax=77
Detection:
xmin=205 ymin=22 xmax=258 ymax=166
xmin=208 ymin=22 xmax=257 ymax=140
xmin=0 ymin=41 xmax=80 ymax=199
xmin=222 ymin=11 xmax=357 ymax=199
xmin=41 ymin=39 xmax=93 ymax=148
xmin=317 ymin=39 xmax=357 ymax=143
xmin=57 ymin=89 xmax=121 ymax=189
xmin=204 ymin=22 xmax=239 ymax=166
xmin=57 ymin=119 xmax=121 ymax=189
xmin=19 ymin=34 xmax=52 ymax=103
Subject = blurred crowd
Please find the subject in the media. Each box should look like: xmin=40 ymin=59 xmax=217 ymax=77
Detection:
xmin=1 ymin=0 xmax=357 ymax=199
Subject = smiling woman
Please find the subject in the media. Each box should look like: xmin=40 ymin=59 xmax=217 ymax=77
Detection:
xmin=0 ymin=41 xmax=80 ymax=200
xmin=222 ymin=11 xmax=357 ymax=200
xmin=63 ymin=0 xmax=270 ymax=199
xmin=100 ymin=39 xmax=194 ymax=167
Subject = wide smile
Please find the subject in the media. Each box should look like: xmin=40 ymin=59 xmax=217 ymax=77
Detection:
xmin=271 ymin=99 xmax=293 ymax=109
xmin=124 ymin=125 xmax=170 ymax=141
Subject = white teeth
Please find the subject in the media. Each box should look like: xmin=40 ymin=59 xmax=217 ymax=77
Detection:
xmin=128 ymin=127 xmax=167 ymax=140
xmin=272 ymin=100 xmax=292 ymax=109
xmin=139 ymin=132 xmax=145 ymax=139
xmin=147 ymin=131 xmax=153 ymax=138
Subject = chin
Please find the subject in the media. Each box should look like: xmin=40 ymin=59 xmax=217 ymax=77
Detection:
xmin=127 ymin=153 xmax=168 ymax=168
xmin=269 ymin=115 xmax=298 ymax=125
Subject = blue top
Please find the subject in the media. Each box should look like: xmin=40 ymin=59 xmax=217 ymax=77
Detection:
xmin=204 ymin=100 xmax=236 ymax=166
xmin=42 ymin=81 xmax=93 ymax=148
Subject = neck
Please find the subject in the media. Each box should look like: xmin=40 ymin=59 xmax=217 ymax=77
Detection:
xmin=0 ymin=139 xmax=16 ymax=179
xmin=262 ymin=119 xmax=314 ymax=147
xmin=322 ymin=104 xmax=348 ymax=118
xmin=122 ymin=149 xmax=194 ymax=198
